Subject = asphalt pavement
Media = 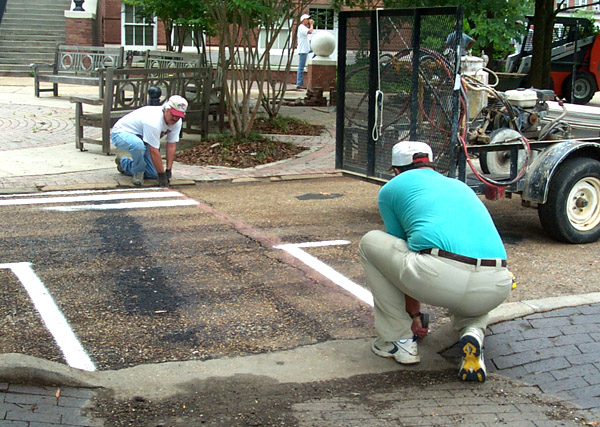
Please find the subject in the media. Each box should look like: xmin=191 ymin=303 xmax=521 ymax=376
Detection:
xmin=1 ymin=77 xmax=600 ymax=425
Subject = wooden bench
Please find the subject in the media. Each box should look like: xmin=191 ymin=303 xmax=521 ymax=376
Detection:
xmin=143 ymin=50 xmax=206 ymax=68
xmin=32 ymin=45 xmax=125 ymax=97
xmin=128 ymin=50 xmax=225 ymax=129
xmin=69 ymin=66 xmax=213 ymax=154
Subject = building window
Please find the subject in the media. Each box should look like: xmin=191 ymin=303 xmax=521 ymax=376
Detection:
xmin=309 ymin=7 xmax=335 ymax=30
xmin=258 ymin=19 xmax=293 ymax=50
xmin=122 ymin=4 xmax=156 ymax=47
xmin=173 ymin=28 xmax=195 ymax=49
xmin=173 ymin=26 xmax=207 ymax=51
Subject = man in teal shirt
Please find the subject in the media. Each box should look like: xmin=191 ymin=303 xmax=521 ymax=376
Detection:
xmin=359 ymin=141 xmax=512 ymax=382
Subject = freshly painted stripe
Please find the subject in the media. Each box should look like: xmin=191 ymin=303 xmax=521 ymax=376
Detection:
xmin=288 ymin=240 xmax=351 ymax=248
xmin=0 ymin=191 xmax=184 ymax=206
xmin=44 ymin=199 xmax=200 ymax=211
xmin=0 ymin=187 xmax=163 ymax=199
xmin=275 ymin=242 xmax=373 ymax=306
xmin=0 ymin=262 xmax=96 ymax=371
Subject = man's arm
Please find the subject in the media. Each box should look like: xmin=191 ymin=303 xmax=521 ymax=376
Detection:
xmin=166 ymin=142 xmax=176 ymax=171
xmin=148 ymin=145 xmax=165 ymax=174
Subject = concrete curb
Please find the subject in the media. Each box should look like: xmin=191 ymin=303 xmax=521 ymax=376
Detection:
xmin=2 ymin=293 xmax=600 ymax=398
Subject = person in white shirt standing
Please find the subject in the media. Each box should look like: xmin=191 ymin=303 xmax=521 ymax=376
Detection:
xmin=111 ymin=95 xmax=188 ymax=187
xmin=296 ymin=13 xmax=314 ymax=89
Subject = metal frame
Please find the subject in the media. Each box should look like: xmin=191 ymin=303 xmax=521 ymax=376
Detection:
xmin=336 ymin=7 xmax=463 ymax=181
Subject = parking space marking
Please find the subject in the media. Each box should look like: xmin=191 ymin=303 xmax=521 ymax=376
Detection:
xmin=0 ymin=190 xmax=185 ymax=206
xmin=0 ymin=262 xmax=96 ymax=372
xmin=275 ymin=241 xmax=373 ymax=306
xmin=43 ymin=199 xmax=199 ymax=212
xmin=0 ymin=187 xmax=164 ymax=199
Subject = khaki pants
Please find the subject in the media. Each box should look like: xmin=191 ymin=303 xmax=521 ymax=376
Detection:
xmin=359 ymin=230 xmax=512 ymax=342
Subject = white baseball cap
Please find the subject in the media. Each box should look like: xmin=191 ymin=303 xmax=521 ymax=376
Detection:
xmin=300 ymin=14 xmax=310 ymax=21
xmin=166 ymin=95 xmax=188 ymax=118
xmin=391 ymin=141 xmax=433 ymax=167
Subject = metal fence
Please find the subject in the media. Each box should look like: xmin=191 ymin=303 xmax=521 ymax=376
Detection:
xmin=336 ymin=7 xmax=463 ymax=181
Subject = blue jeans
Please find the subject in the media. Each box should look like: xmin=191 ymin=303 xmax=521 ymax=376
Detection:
xmin=111 ymin=132 xmax=158 ymax=179
xmin=296 ymin=53 xmax=308 ymax=87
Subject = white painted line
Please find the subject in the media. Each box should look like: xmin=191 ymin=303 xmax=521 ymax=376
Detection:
xmin=44 ymin=199 xmax=200 ymax=211
xmin=0 ymin=191 xmax=184 ymax=206
xmin=0 ymin=262 xmax=96 ymax=371
xmin=0 ymin=187 xmax=163 ymax=199
xmin=275 ymin=242 xmax=373 ymax=306
xmin=285 ymin=240 xmax=351 ymax=248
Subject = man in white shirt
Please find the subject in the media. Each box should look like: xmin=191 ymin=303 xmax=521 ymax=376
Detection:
xmin=111 ymin=95 xmax=188 ymax=187
xmin=296 ymin=13 xmax=313 ymax=89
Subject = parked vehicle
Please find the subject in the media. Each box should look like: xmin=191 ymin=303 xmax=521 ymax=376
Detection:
xmin=500 ymin=16 xmax=600 ymax=105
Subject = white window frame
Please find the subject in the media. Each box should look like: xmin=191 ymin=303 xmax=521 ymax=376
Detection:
xmin=258 ymin=18 xmax=294 ymax=51
xmin=121 ymin=3 xmax=157 ymax=49
xmin=309 ymin=6 xmax=336 ymax=31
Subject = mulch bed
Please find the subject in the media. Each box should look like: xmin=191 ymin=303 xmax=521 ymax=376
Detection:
xmin=174 ymin=117 xmax=325 ymax=169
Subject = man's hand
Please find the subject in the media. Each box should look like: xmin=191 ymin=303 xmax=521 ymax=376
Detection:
xmin=166 ymin=169 xmax=172 ymax=184
xmin=411 ymin=315 xmax=429 ymax=339
xmin=157 ymin=172 xmax=169 ymax=187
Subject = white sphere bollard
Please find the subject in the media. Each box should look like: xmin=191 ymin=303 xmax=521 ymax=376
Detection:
xmin=311 ymin=32 xmax=336 ymax=57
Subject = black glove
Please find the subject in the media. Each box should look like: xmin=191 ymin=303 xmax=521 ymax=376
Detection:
xmin=166 ymin=169 xmax=172 ymax=183
xmin=157 ymin=172 xmax=169 ymax=187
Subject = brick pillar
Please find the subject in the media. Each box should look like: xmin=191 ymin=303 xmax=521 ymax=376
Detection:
xmin=305 ymin=56 xmax=336 ymax=91
xmin=65 ymin=11 xmax=99 ymax=46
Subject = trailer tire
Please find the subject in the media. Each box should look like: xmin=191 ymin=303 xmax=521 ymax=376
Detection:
xmin=538 ymin=157 xmax=600 ymax=243
xmin=563 ymin=72 xmax=596 ymax=105
xmin=480 ymin=128 xmax=526 ymax=175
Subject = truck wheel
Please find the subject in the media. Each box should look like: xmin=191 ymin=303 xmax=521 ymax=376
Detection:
xmin=563 ymin=72 xmax=596 ymax=105
xmin=538 ymin=157 xmax=600 ymax=243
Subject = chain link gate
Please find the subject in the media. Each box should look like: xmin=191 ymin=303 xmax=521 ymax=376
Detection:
xmin=335 ymin=7 xmax=464 ymax=181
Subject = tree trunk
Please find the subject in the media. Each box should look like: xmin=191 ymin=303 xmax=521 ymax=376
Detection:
xmin=530 ymin=0 xmax=554 ymax=89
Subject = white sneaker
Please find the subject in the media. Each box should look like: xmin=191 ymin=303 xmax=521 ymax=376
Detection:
xmin=458 ymin=328 xmax=486 ymax=382
xmin=372 ymin=337 xmax=420 ymax=365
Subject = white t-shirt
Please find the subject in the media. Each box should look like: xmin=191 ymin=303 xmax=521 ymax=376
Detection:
xmin=297 ymin=24 xmax=311 ymax=54
xmin=111 ymin=105 xmax=182 ymax=149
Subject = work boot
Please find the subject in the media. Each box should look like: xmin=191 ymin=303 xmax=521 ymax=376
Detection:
xmin=371 ymin=337 xmax=420 ymax=365
xmin=115 ymin=155 xmax=125 ymax=175
xmin=458 ymin=327 xmax=486 ymax=382
xmin=132 ymin=171 xmax=144 ymax=186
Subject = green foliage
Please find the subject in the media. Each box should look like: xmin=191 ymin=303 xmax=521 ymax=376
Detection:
xmin=345 ymin=0 xmax=534 ymax=61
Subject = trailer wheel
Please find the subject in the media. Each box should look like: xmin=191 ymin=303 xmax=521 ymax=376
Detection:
xmin=563 ymin=72 xmax=596 ymax=105
xmin=480 ymin=128 xmax=527 ymax=175
xmin=538 ymin=157 xmax=600 ymax=243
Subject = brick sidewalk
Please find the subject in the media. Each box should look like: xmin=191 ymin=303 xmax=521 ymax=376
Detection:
xmin=0 ymin=383 xmax=99 ymax=426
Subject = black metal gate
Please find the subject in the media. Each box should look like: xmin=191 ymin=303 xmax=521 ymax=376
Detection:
xmin=336 ymin=7 xmax=464 ymax=181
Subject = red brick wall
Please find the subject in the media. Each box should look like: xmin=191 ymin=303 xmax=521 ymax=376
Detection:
xmin=305 ymin=63 xmax=336 ymax=90
xmin=65 ymin=18 xmax=98 ymax=46
xmin=102 ymin=0 xmax=122 ymax=45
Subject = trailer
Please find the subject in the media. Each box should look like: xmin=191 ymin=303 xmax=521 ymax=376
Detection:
xmin=336 ymin=7 xmax=600 ymax=244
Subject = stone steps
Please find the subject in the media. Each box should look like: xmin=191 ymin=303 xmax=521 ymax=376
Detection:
xmin=0 ymin=0 xmax=71 ymax=75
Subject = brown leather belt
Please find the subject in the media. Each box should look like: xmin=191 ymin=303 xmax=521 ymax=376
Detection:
xmin=420 ymin=248 xmax=507 ymax=268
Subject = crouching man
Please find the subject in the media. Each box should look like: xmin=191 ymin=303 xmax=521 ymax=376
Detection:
xmin=111 ymin=95 xmax=188 ymax=187
xmin=359 ymin=141 xmax=512 ymax=382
